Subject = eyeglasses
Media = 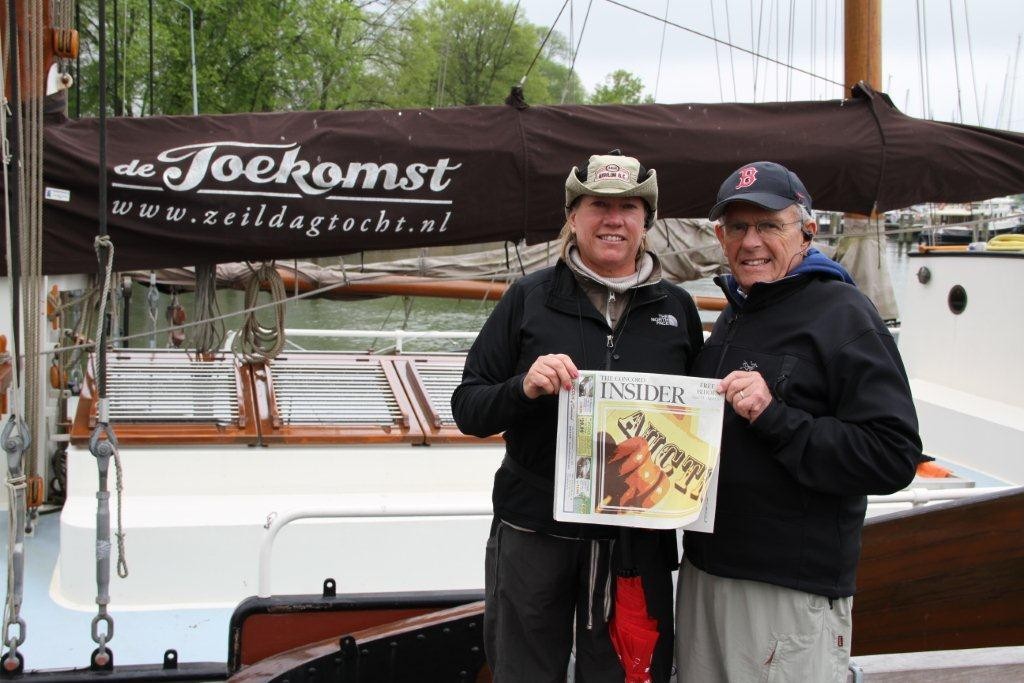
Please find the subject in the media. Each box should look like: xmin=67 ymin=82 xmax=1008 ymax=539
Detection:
xmin=721 ymin=219 xmax=804 ymax=241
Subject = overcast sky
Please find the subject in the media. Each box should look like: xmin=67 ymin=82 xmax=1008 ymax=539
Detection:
xmin=517 ymin=0 xmax=1024 ymax=131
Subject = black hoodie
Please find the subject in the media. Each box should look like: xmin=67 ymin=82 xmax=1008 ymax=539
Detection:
xmin=683 ymin=264 xmax=921 ymax=598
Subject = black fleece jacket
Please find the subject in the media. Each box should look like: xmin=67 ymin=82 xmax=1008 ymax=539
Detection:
xmin=452 ymin=259 xmax=704 ymax=539
xmin=683 ymin=272 xmax=921 ymax=598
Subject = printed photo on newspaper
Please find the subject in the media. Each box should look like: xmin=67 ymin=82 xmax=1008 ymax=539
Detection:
xmin=554 ymin=370 xmax=724 ymax=530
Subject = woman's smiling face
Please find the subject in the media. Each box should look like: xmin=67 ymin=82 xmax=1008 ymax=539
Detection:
xmin=568 ymin=195 xmax=647 ymax=277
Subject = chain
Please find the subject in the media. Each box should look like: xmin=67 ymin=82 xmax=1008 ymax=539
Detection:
xmin=1 ymin=417 xmax=31 ymax=671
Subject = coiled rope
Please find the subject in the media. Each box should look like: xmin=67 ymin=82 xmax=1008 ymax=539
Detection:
xmin=190 ymin=263 xmax=227 ymax=356
xmin=232 ymin=262 xmax=287 ymax=363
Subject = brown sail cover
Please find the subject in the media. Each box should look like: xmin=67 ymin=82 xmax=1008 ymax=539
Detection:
xmin=8 ymin=83 xmax=1024 ymax=274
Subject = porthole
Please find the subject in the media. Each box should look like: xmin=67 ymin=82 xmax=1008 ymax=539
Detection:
xmin=947 ymin=285 xmax=967 ymax=315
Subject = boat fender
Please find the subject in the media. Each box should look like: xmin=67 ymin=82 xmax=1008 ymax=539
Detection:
xmin=915 ymin=461 xmax=952 ymax=478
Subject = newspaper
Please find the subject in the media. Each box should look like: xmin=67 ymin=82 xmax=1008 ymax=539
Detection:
xmin=554 ymin=370 xmax=724 ymax=531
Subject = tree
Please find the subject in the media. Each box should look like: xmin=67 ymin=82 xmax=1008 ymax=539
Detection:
xmin=380 ymin=0 xmax=581 ymax=108
xmin=590 ymin=70 xmax=653 ymax=105
xmin=68 ymin=0 xmax=582 ymax=116
xmin=71 ymin=0 xmax=385 ymax=116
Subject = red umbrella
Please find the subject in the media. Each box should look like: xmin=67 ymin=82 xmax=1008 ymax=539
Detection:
xmin=609 ymin=532 xmax=659 ymax=683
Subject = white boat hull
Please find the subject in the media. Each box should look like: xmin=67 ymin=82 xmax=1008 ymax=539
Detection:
xmin=57 ymin=444 xmax=503 ymax=610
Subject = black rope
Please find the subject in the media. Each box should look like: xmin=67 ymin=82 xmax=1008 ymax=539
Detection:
xmin=112 ymin=0 xmax=121 ymax=116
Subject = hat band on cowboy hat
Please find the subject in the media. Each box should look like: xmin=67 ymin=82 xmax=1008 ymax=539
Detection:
xmin=708 ymin=160 xmax=812 ymax=221
xmin=565 ymin=152 xmax=658 ymax=219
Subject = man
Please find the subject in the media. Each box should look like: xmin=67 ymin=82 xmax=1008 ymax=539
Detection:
xmin=453 ymin=152 xmax=704 ymax=681
xmin=676 ymin=161 xmax=921 ymax=682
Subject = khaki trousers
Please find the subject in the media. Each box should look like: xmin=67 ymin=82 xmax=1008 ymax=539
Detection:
xmin=675 ymin=559 xmax=852 ymax=683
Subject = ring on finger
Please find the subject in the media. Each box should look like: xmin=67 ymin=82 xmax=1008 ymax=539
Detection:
xmin=738 ymin=390 xmax=746 ymax=400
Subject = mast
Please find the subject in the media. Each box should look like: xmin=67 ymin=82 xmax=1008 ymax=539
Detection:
xmin=837 ymin=0 xmax=899 ymax=321
xmin=844 ymin=0 xmax=881 ymax=93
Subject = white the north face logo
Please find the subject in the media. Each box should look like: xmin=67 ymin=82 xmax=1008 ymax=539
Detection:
xmin=650 ymin=314 xmax=678 ymax=327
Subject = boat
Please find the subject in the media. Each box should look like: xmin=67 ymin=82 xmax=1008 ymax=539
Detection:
xmin=919 ymin=199 xmax=1024 ymax=246
xmin=2 ymin=0 xmax=1024 ymax=680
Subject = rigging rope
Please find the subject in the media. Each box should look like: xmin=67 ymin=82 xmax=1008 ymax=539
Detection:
xmin=652 ymin=0 xmax=669 ymax=102
xmin=807 ymin=0 xmax=814 ymax=99
xmin=190 ymin=263 xmax=226 ymax=356
xmin=87 ymin=236 xmax=127 ymax=666
xmin=830 ymin=0 xmax=839 ymax=96
xmin=232 ymin=262 xmax=287 ymax=364
xmin=785 ymin=0 xmax=795 ymax=99
xmin=947 ymin=0 xmax=964 ymax=123
xmin=773 ymin=0 xmax=781 ymax=101
xmin=726 ymin=0 xmax=739 ymax=99
xmin=21 ymin=0 xmax=44 ymax=494
xmin=918 ymin=0 xmax=933 ymax=118
xmin=146 ymin=273 xmax=159 ymax=348
xmin=519 ymin=0 xmax=569 ymax=87
xmin=1 ymin=13 xmax=47 ymax=672
xmin=961 ymin=0 xmax=981 ymax=125
xmin=90 ymin=236 xmax=128 ymax=576
xmin=561 ymin=0 xmax=592 ymax=104
xmin=709 ymin=0 xmax=724 ymax=102
xmin=603 ymin=0 xmax=843 ymax=89
xmin=487 ymin=0 xmax=521 ymax=99
xmin=1008 ymin=36 xmax=1022 ymax=129
xmin=89 ymin=2 xmax=121 ymax=659
xmin=751 ymin=0 xmax=763 ymax=102
xmin=821 ymin=0 xmax=827 ymax=99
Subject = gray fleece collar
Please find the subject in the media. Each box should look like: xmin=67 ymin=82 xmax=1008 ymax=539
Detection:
xmin=566 ymin=246 xmax=660 ymax=293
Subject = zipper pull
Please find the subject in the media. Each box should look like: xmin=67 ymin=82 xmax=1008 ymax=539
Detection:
xmin=607 ymin=334 xmax=614 ymax=349
xmin=724 ymin=312 xmax=741 ymax=342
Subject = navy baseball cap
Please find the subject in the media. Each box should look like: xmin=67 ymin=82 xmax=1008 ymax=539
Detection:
xmin=708 ymin=161 xmax=812 ymax=220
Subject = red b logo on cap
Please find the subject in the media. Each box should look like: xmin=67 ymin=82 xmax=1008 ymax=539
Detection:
xmin=735 ymin=166 xmax=758 ymax=189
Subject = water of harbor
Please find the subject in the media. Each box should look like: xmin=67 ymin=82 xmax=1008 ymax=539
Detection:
xmin=124 ymin=240 xmax=914 ymax=352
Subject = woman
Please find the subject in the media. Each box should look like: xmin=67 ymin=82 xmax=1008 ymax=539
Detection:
xmin=452 ymin=152 xmax=704 ymax=682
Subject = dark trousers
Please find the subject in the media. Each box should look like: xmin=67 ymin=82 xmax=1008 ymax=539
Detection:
xmin=483 ymin=520 xmax=674 ymax=682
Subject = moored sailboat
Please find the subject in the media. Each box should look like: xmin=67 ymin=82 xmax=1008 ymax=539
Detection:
xmin=2 ymin=0 xmax=1024 ymax=679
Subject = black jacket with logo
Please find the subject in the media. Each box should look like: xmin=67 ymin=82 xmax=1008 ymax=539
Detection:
xmin=683 ymin=271 xmax=921 ymax=598
xmin=452 ymin=259 xmax=704 ymax=539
